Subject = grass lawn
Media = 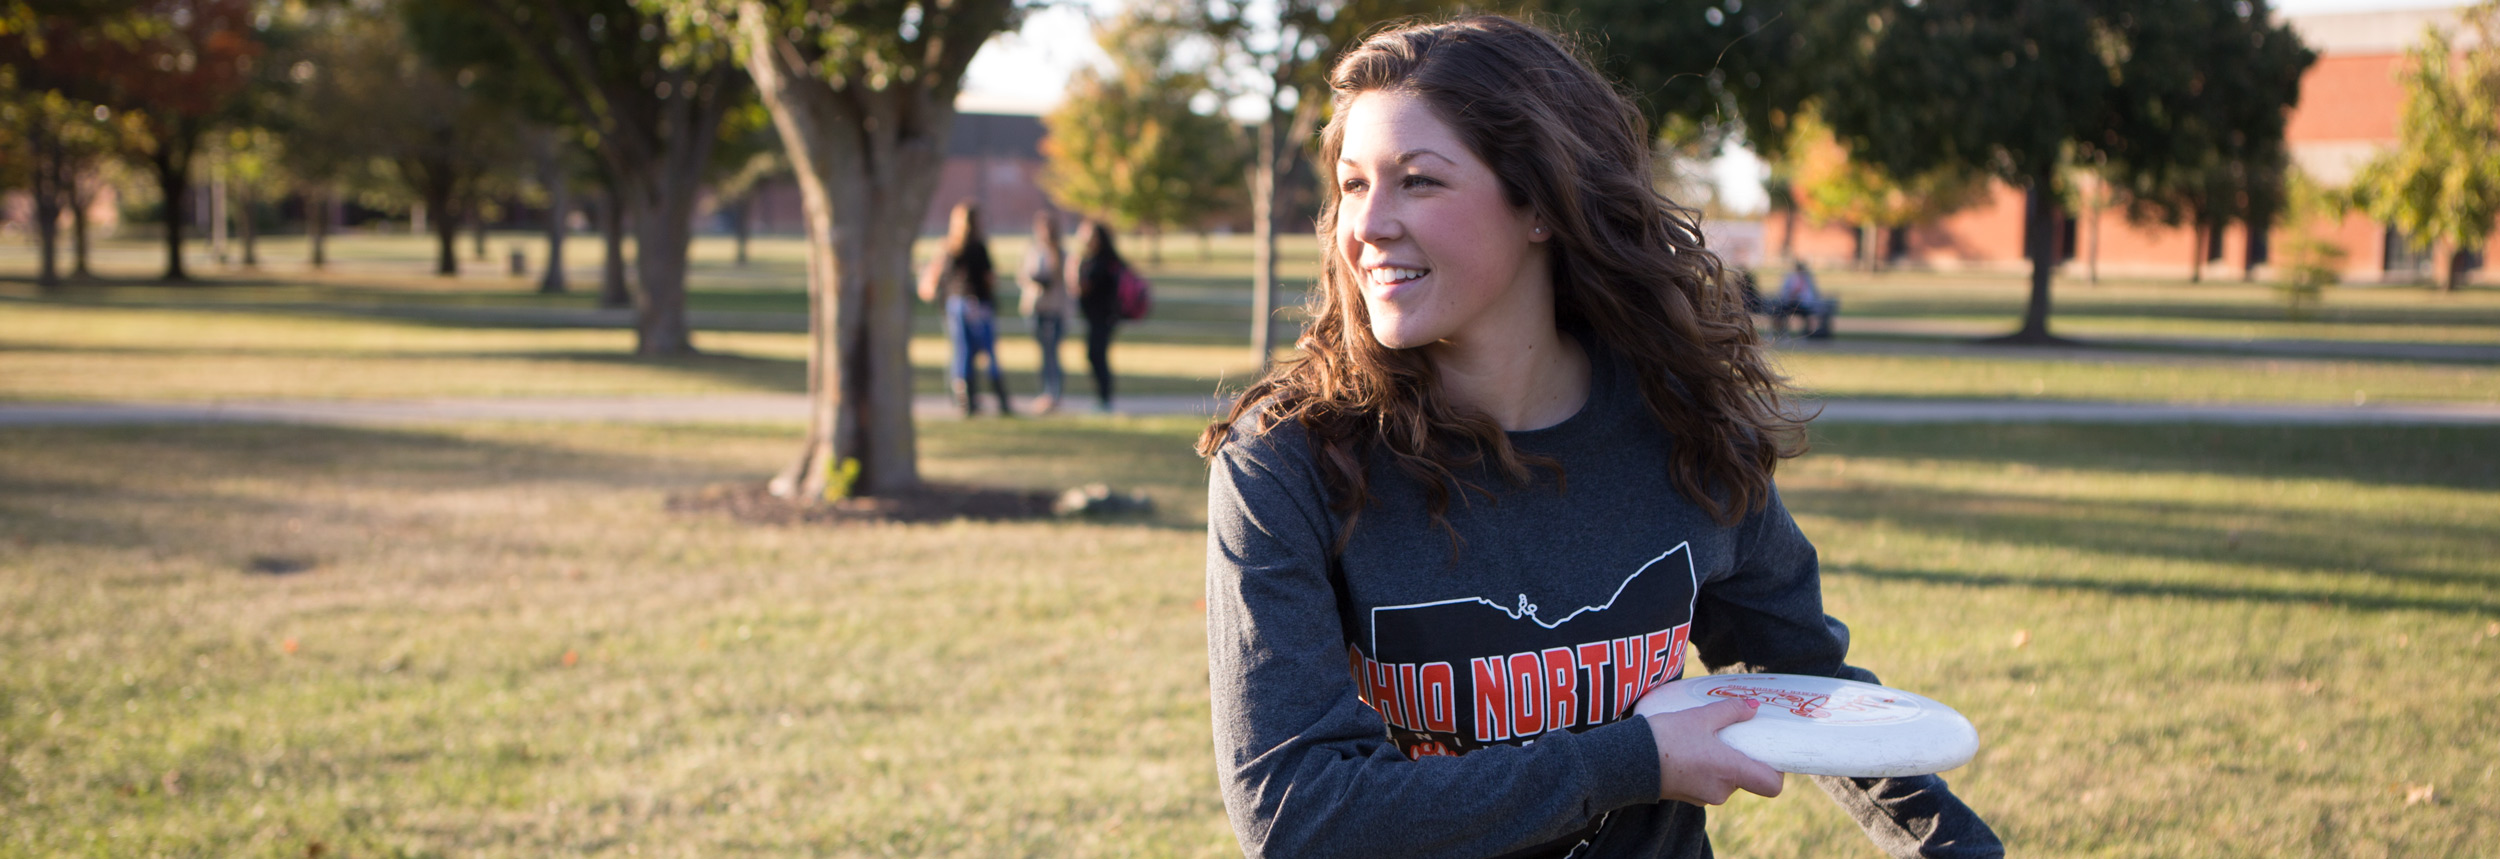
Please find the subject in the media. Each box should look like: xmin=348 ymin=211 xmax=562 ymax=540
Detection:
xmin=3 ymin=416 xmax=2495 ymax=857
xmin=3 ymin=231 xmax=2497 ymax=855
xmin=7 ymin=234 xmax=2499 ymax=408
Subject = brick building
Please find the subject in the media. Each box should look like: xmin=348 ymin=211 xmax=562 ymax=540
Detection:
xmin=1763 ymin=4 xmax=2497 ymax=285
xmin=745 ymin=112 xmax=1060 ymax=238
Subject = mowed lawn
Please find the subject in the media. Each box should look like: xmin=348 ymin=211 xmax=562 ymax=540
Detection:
xmin=4 ymin=234 xmax=2499 ymax=856
xmin=7 ymin=233 xmax=2500 ymax=407
xmin=3 ymin=417 xmax=2495 ymax=857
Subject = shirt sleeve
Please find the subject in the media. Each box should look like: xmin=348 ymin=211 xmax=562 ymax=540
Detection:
xmin=1692 ymin=487 xmax=2005 ymax=858
xmin=1205 ymin=433 xmax=1664 ymax=859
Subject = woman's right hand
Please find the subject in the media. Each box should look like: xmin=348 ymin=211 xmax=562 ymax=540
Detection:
xmin=1646 ymin=698 xmax=1785 ymax=806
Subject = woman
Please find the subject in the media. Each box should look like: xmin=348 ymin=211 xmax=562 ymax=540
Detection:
xmin=1069 ymin=220 xmax=1125 ymax=412
xmin=921 ymin=200 xmax=1011 ymax=416
xmin=1195 ymin=16 xmax=1999 ymax=859
xmin=1019 ymin=209 xmax=1070 ymax=414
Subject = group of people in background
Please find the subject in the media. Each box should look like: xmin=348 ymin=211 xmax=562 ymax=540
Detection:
xmin=920 ymin=201 xmax=1127 ymax=416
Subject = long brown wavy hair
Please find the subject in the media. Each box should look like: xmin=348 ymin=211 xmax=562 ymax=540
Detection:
xmin=1196 ymin=15 xmax=1803 ymax=547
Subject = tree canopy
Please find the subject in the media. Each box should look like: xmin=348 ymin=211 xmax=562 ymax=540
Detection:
xmin=1042 ymin=10 xmax=1243 ymax=254
xmin=2348 ymin=0 xmax=2500 ymax=291
xmin=1814 ymin=0 xmax=2311 ymax=341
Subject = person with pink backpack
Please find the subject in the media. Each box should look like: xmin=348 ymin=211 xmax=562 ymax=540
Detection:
xmin=1069 ymin=220 xmax=1137 ymax=412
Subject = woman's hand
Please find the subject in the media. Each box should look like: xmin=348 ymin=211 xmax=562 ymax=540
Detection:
xmin=1646 ymin=698 xmax=1785 ymax=806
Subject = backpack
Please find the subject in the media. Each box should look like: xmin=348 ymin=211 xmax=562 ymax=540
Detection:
xmin=1116 ymin=263 xmax=1152 ymax=321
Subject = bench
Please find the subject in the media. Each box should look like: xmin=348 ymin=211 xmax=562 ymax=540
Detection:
xmin=1733 ymin=271 xmax=1838 ymax=339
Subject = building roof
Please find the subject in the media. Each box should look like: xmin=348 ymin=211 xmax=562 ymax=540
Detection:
xmin=2284 ymin=5 xmax=2475 ymax=56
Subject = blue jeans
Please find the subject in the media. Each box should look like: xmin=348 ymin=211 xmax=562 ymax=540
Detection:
xmin=1031 ymin=312 xmax=1065 ymax=401
xmin=946 ymin=297 xmax=1006 ymax=404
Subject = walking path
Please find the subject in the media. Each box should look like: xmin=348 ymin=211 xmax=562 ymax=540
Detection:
xmin=1811 ymin=317 xmax=2500 ymax=364
xmin=78 ymin=300 xmax=2500 ymax=364
xmin=6 ymin=393 xmax=2498 ymax=427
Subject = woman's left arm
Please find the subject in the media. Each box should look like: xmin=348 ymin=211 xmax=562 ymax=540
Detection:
xmin=1691 ymin=487 xmax=2006 ymax=859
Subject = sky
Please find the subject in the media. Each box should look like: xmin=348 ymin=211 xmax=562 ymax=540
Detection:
xmin=954 ymin=0 xmax=2472 ymax=215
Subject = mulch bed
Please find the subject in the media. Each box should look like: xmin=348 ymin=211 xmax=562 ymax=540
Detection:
xmin=665 ymin=481 xmax=1059 ymax=525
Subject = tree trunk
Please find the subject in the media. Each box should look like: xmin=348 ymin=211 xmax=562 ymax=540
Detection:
xmin=210 ymin=168 xmax=229 ymax=265
xmin=154 ymin=133 xmax=192 ymax=282
xmin=472 ymin=204 xmax=490 ymax=262
xmin=1778 ymin=204 xmax=1797 ymax=262
xmin=2008 ymin=171 xmax=2058 ymax=342
xmin=308 ymin=186 xmax=330 ymax=269
xmin=2086 ymin=178 xmax=2101 ymax=285
xmin=2435 ymin=240 xmax=2460 ymax=293
xmin=620 ymin=82 xmax=731 ymax=357
xmin=28 ymin=121 xmax=62 ymax=290
xmin=421 ymin=161 xmax=460 ymax=277
xmin=598 ymin=190 xmax=631 ymax=309
xmin=625 ymin=174 xmax=699 ymax=356
xmin=70 ymin=176 xmax=93 ymax=280
xmin=1250 ymin=114 xmax=1281 ymax=371
xmin=745 ymin=16 xmax=974 ymax=501
xmin=541 ymin=178 xmax=569 ymax=294
xmin=2189 ymin=220 xmax=2207 ymax=284
xmin=435 ymin=210 xmax=460 ymax=276
xmin=732 ymin=196 xmax=752 ymax=267
xmin=238 ymin=185 xmax=259 ymax=268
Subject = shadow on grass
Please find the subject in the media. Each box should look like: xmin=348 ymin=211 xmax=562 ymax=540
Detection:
xmin=0 ymin=422 xmax=727 ymax=556
xmin=1797 ymin=481 xmax=2496 ymax=592
xmin=1797 ymin=422 xmax=2500 ymax=616
xmin=1829 ymin=562 xmax=2500 ymax=617
xmin=1809 ymin=423 xmax=2500 ymax=493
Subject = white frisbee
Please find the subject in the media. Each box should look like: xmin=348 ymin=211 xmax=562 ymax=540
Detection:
xmin=1632 ymin=673 xmax=1979 ymax=778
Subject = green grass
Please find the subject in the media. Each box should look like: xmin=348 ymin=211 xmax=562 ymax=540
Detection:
xmin=4 ymin=231 xmax=2498 ymax=855
xmin=2 ymin=419 xmax=2494 ymax=857
xmin=8 ymin=234 xmax=2497 ymax=408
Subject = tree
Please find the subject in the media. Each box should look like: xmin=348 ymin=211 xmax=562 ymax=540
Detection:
xmin=1783 ymin=106 xmax=1985 ymax=271
xmin=1 ymin=0 xmax=261 ymax=282
xmin=459 ymin=0 xmax=751 ymax=356
xmin=1 ymin=87 xmax=122 ymax=288
xmin=707 ymin=100 xmax=784 ymax=269
xmin=1042 ymin=9 xmax=1244 ymax=262
xmin=301 ymin=7 xmax=519 ymax=277
xmin=1817 ymin=0 xmax=2311 ymax=343
xmin=2348 ymin=1 xmax=2500 ymax=293
xmin=1562 ymin=0 xmax=1847 ymax=166
xmin=2103 ymin=0 xmax=2313 ymax=284
xmin=207 ymin=124 xmax=288 ymax=269
xmin=1189 ymin=0 xmax=1445 ymax=369
xmin=644 ymin=0 xmax=1016 ymax=501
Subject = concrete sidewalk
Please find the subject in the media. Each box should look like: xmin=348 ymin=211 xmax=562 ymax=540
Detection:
xmin=1807 ymin=317 xmax=2500 ymax=364
xmin=5 ymin=394 xmax=2498 ymax=427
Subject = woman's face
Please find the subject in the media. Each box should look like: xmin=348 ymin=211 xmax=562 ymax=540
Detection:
xmin=1334 ymin=89 xmax=1550 ymax=352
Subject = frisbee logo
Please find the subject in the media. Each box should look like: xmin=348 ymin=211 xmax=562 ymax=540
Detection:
xmin=1706 ymin=684 xmax=1926 ymax=726
xmin=1353 ymin=544 xmax=1701 ymax=758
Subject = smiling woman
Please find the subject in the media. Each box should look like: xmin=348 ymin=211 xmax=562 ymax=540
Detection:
xmin=1194 ymin=15 xmax=2001 ymax=859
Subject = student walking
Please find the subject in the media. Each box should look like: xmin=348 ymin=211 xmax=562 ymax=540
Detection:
xmin=920 ymin=201 xmax=1011 ymax=416
xmin=1070 ymin=220 xmax=1126 ymax=412
xmin=1019 ymin=209 xmax=1070 ymax=414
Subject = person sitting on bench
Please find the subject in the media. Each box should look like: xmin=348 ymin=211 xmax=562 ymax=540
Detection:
xmin=1773 ymin=261 xmax=1836 ymax=339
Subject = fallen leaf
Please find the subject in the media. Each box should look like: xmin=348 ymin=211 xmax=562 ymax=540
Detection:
xmin=2010 ymin=629 xmax=2031 ymax=648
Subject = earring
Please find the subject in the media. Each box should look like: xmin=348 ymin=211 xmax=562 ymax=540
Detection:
xmin=1532 ymin=227 xmax=1546 ymax=236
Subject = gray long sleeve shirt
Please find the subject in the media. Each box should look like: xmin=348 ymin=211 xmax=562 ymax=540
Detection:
xmin=1203 ymin=351 xmax=2003 ymax=858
